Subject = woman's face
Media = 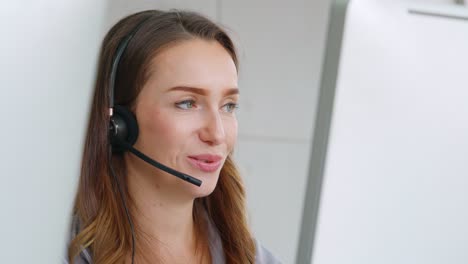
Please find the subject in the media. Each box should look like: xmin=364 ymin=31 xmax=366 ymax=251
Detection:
xmin=130 ymin=39 xmax=238 ymax=198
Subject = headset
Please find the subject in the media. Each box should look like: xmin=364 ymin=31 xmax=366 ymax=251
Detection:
xmin=107 ymin=16 xmax=202 ymax=264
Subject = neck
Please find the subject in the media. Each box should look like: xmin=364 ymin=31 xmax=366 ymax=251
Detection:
xmin=123 ymin=152 xmax=216 ymax=264
xmin=124 ymin=158 xmax=209 ymax=264
xmin=129 ymin=173 xmax=196 ymax=245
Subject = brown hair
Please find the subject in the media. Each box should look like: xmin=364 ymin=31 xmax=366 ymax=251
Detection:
xmin=68 ymin=10 xmax=255 ymax=264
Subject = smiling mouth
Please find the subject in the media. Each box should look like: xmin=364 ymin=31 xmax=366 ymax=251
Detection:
xmin=187 ymin=155 xmax=223 ymax=173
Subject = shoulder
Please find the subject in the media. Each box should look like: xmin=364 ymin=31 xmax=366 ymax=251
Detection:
xmin=205 ymin=214 xmax=281 ymax=263
xmin=254 ymin=239 xmax=282 ymax=264
xmin=63 ymin=249 xmax=92 ymax=264
xmin=63 ymin=215 xmax=93 ymax=264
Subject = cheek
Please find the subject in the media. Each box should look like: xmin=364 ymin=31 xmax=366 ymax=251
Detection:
xmin=143 ymin=110 xmax=202 ymax=152
xmin=149 ymin=112 xmax=175 ymax=136
xmin=138 ymin=110 xmax=183 ymax=155
xmin=224 ymin=118 xmax=238 ymax=150
xmin=146 ymin=112 xmax=187 ymax=143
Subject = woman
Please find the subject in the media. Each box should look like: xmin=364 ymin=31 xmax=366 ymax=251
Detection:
xmin=66 ymin=9 xmax=280 ymax=264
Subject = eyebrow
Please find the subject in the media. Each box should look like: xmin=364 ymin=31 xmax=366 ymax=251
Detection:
xmin=166 ymin=86 xmax=239 ymax=96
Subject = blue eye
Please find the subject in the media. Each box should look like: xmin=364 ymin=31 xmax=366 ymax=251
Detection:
xmin=175 ymin=100 xmax=196 ymax=110
xmin=222 ymin=102 xmax=239 ymax=113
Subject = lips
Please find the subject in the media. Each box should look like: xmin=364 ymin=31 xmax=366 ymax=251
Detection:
xmin=187 ymin=154 xmax=223 ymax=173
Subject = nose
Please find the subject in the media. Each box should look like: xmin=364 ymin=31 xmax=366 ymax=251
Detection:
xmin=199 ymin=110 xmax=225 ymax=146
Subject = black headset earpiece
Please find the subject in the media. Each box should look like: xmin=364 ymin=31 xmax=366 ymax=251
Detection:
xmin=109 ymin=105 xmax=139 ymax=153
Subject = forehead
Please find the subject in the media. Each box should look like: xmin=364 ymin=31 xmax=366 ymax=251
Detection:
xmin=147 ymin=39 xmax=238 ymax=92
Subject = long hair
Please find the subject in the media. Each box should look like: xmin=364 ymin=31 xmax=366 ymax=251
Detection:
xmin=68 ymin=10 xmax=255 ymax=264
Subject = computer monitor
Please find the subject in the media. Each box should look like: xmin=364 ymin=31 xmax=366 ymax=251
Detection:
xmin=298 ymin=1 xmax=468 ymax=263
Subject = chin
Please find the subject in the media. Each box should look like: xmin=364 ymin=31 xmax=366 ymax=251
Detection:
xmin=186 ymin=174 xmax=219 ymax=199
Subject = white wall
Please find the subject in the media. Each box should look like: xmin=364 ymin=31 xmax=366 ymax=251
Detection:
xmin=311 ymin=0 xmax=468 ymax=263
xmin=105 ymin=0 xmax=218 ymax=30
xmin=104 ymin=1 xmax=331 ymax=263
xmin=0 ymin=1 xmax=107 ymax=263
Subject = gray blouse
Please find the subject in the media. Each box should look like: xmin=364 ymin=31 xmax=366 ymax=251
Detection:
xmin=64 ymin=216 xmax=281 ymax=264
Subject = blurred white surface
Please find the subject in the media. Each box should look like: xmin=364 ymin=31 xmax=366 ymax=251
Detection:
xmin=312 ymin=0 xmax=468 ymax=263
xmin=0 ymin=1 xmax=107 ymax=263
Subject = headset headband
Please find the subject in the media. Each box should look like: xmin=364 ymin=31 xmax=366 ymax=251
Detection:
xmin=108 ymin=16 xmax=152 ymax=115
